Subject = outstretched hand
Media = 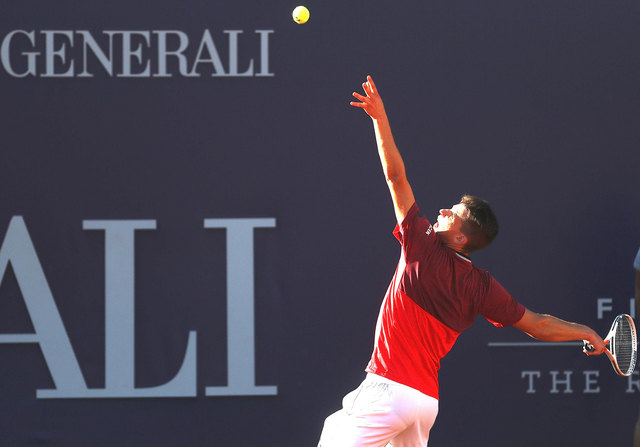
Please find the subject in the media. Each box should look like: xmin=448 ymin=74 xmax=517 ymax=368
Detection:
xmin=583 ymin=337 xmax=609 ymax=356
xmin=350 ymin=75 xmax=386 ymax=120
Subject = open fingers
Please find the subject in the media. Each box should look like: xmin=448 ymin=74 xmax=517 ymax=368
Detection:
xmin=350 ymin=92 xmax=368 ymax=108
xmin=352 ymin=91 xmax=367 ymax=102
xmin=362 ymin=81 xmax=374 ymax=97
xmin=366 ymin=75 xmax=378 ymax=95
xmin=350 ymin=76 xmax=381 ymax=113
xmin=362 ymin=82 xmax=370 ymax=95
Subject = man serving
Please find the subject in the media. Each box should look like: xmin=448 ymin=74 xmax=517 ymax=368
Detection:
xmin=317 ymin=76 xmax=607 ymax=447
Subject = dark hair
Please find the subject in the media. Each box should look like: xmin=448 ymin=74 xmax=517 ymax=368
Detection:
xmin=459 ymin=195 xmax=499 ymax=253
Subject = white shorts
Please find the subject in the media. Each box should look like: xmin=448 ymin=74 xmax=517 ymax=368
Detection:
xmin=318 ymin=374 xmax=439 ymax=447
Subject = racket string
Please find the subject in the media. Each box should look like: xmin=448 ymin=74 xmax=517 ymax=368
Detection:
xmin=613 ymin=318 xmax=636 ymax=375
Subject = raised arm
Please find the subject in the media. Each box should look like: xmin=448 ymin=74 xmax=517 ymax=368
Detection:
xmin=350 ymin=76 xmax=415 ymax=224
xmin=513 ymin=308 xmax=607 ymax=355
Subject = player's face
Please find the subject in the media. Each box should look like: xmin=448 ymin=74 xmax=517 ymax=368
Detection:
xmin=433 ymin=203 xmax=469 ymax=234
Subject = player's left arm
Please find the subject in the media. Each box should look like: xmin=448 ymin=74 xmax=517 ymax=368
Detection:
xmin=513 ymin=308 xmax=607 ymax=355
xmin=351 ymin=76 xmax=415 ymax=224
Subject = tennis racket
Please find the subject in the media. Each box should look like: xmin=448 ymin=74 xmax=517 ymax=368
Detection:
xmin=583 ymin=313 xmax=637 ymax=376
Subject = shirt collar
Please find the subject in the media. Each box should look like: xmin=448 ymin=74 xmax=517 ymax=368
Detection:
xmin=455 ymin=252 xmax=472 ymax=263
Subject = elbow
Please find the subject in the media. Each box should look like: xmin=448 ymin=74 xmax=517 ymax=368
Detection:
xmin=385 ymin=174 xmax=400 ymax=185
xmin=385 ymin=170 xmax=406 ymax=186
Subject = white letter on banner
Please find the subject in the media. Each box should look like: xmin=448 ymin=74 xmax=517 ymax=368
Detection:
xmin=1 ymin=30 xmax=39 ymax=77
xmin=521 ymin=371 xmax=540 ymax=394
xmin=583 ymin=370 xmax=600 ymax=393
xmin=550 ymin=370 xmax=573 ymax=394
xmin=190 ymin=29 xmax=227 ymax=77
xmin=204 ymin=218 xmax=277 ymax=396
xmin=627 ymin=371 xmax=640 ymax=394
xmin=63 ymin=220 xmax=197 ymax=398
xmin=597 ymin=298 xmax=613 ymax=320
xmin=0 ymin=217 xmax=89 ymax=397
xmin=118 ymin=31 xmax=151 ymax=78
xmin=41 ymin=30 xmax=74 ymax=77
xmin=153 ymin=31 xmax=196 ymax=78
xmin=255 ymin=30 xmax=274 ymax=77
xmin=77 ymin=30 xmax=116 ymax=77
xmin=225 ymin=30 xmax=253 ymax=76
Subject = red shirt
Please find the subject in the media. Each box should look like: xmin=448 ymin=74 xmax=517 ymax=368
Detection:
xmin=366 ymin=203 xmax=525 ymax=399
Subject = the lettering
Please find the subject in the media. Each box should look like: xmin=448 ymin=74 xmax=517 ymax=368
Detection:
xmin=627 ymin=371 xmax=640 ymax=394
xmin=204 ymin=218 xmax=278 ymax=396
xmin=0 ymin=216 xmax=277 ymax=398
xmin=597 ymin=298 xmax=613 ymax=319
xmin=520 ymin=370 xmax=629 ymax=394
xmin=1 ymin=29 xmax=275 ymax=78
xmin=550 ymin=370 xmax=573 ymax=394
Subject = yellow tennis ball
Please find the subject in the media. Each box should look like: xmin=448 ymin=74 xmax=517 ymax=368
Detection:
xmin=292 ymin=6 xmax=310 ymax=24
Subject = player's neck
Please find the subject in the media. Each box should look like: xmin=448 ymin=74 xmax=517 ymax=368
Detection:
xmin=437 ymin=233 xmax=469 ymax=256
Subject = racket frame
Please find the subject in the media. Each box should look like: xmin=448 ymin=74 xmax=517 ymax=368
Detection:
xmin=602 ymin=314 xmax=637 ymax=377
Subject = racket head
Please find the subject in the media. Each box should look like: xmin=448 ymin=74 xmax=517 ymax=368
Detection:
xmin=605 ymin=314 xmax=637 ymax=376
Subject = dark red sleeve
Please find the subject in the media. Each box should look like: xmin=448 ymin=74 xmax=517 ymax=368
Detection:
xmin=480 ymin=276 xmax=525 ymax=327
xmin=393 ymin=203 xmax=439 ymax=263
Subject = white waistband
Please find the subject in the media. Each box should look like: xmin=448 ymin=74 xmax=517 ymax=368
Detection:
xmin=365 ymin=373 xmax=403 ymax=386
xmin=365 ymin=373 xmax=438 ymax=402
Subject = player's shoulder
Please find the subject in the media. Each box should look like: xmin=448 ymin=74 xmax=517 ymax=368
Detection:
xmin=401 ymin=202 xmax=429 ymax=227
xmin=460 ymin=262 xmax=494 ymax=293
xmin=399 ymin=203 xmax=437 ymax=242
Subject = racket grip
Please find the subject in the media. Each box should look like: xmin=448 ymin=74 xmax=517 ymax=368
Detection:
xmin=583 ymin=340 xmax=595 ymax=353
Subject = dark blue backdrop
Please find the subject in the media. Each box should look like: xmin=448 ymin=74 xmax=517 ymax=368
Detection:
xmin=0 ymin=0 xmax=639 ymax=445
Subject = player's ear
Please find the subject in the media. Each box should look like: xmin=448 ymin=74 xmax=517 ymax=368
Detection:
xmin=454 ymin=233 xmax=467 ymax=245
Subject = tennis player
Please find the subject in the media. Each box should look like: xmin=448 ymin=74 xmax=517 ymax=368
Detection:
xmin=317 ymin=75 xmax=607 ymax=447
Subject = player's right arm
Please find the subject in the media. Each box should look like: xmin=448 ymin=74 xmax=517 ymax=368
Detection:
xmin=350 ymin=76 xmax=415 ymax=224
xmin=513 ymin=308 xmax=607 ymax=355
